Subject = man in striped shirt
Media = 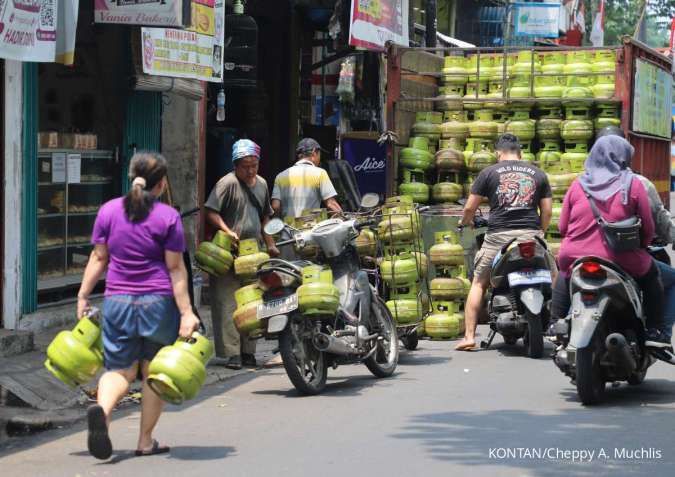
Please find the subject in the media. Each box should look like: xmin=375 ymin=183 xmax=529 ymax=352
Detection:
xmin=271 ymin=138 xmax=342 ymax=218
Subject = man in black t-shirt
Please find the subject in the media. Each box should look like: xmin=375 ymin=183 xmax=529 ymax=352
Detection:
xmin=455 ymin=134 xmax=553 ymax=351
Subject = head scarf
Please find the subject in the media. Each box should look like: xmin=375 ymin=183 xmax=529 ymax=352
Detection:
xmin=232 ymin=139 xmax=261 ymax=162
xmin=578 ymin=135 xmax=635 ymax=204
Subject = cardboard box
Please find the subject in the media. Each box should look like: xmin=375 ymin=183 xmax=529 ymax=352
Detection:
xmin=38 ymin=131 xmax=59 ymax=149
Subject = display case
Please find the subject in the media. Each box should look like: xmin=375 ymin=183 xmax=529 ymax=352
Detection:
xmin=37 ymin=149 xmax=116 ymax=290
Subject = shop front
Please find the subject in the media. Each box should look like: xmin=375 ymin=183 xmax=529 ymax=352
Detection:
xmin=0 ymin=1 xmax=214 ymax=329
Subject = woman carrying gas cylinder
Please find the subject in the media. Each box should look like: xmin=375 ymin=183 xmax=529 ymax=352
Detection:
xmin=550 ymin=135 xmax=669 ymax=348
xmin=76 ymin=152 xmax=200 ymax=460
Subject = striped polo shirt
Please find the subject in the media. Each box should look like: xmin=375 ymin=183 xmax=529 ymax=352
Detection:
xmin=271 ymin=159 xmax=338 ymax=218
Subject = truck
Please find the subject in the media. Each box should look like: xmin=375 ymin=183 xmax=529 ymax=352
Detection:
xmin=384 ymin=38 xmax=674 ymax=206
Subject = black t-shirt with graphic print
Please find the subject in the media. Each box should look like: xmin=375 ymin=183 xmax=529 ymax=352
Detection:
xmin=471 ymin=160 xmax=552 ymax=232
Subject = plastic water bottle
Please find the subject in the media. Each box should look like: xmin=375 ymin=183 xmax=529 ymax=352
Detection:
xmin=216 ymin=89 xmax=225 ymax=122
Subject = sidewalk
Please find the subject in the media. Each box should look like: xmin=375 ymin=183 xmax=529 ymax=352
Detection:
xmin=0 ymin=307 xmax=277 ymax=445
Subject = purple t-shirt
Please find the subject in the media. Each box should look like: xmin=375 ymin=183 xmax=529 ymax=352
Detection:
xmin=92 ymin=198 xmax=186 ymax=296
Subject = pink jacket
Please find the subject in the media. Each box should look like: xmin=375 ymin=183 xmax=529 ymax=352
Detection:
xmin=558 ymin=178 xmax=655 ymax=278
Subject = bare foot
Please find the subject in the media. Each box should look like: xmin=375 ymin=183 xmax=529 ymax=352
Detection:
xmin=455 ymin=338 xmax=477 ymax=351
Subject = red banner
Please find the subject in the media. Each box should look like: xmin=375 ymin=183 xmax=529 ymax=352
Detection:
xmin=348 ymin=0 xmax=408 ymax=51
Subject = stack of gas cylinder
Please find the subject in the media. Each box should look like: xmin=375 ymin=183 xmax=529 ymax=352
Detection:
xmin=195 ymin=231 xmax=235 ymax=276
xmin=421 ymin=231 xmax=469 ymax=339
xmin=377 ymin=196 xmax=429 ymax=325
xmin=397 ymin=49 xmax=621 ymax=209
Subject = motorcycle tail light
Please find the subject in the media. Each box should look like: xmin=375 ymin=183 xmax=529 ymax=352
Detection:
xmin=580 ymin=261 xmax=606 ymax=279
xmin=518 ymin=241 xmax=536 ymax=259
xmin=258 ymin=270 xmax=298 ymax=291
xmin=581 ymin=292 xmax=598 ymax=304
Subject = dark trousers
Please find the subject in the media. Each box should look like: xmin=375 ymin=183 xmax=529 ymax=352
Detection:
xmin=551 ymin=261 xmax=664 ymax=331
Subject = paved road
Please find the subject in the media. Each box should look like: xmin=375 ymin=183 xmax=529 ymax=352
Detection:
xmin=2 ymin=329 xmax=675 ymax=477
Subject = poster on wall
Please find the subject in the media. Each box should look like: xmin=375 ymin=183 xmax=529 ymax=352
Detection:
xmin=141 ymin=0 xmax=224 ymax=82
xmin=633 ymin=59 xmax=673 ymax=139
xmin=513 ymin=2 xmax=561 ymax=38
xmin=0 ymin=0 xmax=78 ymax=64
xmin=0 ymin=0 xmax=57 ymax=61
xmin=349 ymin=0 xmax=409 ymax=52
xmin=342 ymin=135 xmax=387 ymax=196
xmin=95 ymin=0 xmax=191 ymax=27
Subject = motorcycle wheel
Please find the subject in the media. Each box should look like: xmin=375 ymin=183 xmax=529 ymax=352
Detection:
xmin=576 ymin=337 xmax=606 ymax=405
xmin=627 ymin=370 xmax=647 ymax=385
xmin=279 ymin=322 xmax=327 ymax=395
xmin=365 ymin=297 xmax=399 ymax=378
xmin=525 ymin=313 xmax=544 ymax=359
xmin=403 ymin=330 xmax=419 ymax=351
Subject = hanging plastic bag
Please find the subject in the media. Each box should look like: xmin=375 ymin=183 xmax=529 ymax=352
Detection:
xmin=336 ymin=56 xmax=355 ymax=104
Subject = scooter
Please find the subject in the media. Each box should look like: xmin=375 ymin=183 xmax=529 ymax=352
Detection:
xmin=551 ymin=257 xmax=657 ymax=405
xmin=255 ymin=194 xmax=399 ymax=395
xmin=480 ymin=234 xmax=556 ymax=359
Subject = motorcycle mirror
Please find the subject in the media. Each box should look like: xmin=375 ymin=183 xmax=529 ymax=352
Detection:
xmin=360 ymin=193 xmax=380 ymax=209
xmin=264 ymin=218 xmax=286 ymax=236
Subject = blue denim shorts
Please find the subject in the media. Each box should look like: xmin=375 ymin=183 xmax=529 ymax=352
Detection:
xmin=102 ymin=295 xmax=180 ymax=370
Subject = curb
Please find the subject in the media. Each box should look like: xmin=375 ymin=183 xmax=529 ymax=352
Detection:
xmin=0 ymin=365 xmax=261 ymax=447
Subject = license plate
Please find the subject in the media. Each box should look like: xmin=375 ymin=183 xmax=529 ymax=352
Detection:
xmin=257 ymin=294 xmax=298 ymax=319
xmin=507 ymin=269 xmax=552 ymax=287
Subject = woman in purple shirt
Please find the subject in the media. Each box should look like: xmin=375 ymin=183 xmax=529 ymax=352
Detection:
xmin=551 ymin=136 xmax=667 ymax=347
xmin=77 ymin=152 xmax=199 ymax=460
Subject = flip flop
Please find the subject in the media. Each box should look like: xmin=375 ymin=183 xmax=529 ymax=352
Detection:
xmin=135 ymin=439 xmax=170 ymax=457
xmin=87 ymin=405 xmax=113 ymax=460
xmin=455 ymin=340 xmax=478 ymax=351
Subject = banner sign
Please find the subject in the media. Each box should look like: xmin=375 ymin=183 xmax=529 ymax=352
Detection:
xmin=141 ymin=0 xmax=224 ymax=82
xmin=349 ymin=0 xmax=408 ymax=52
xmin=0 ymin=0 xmax=78 ymax=64
xmin=342 ymin=136 xmax=387 ymax=196
xmin=633 ymin=59 xmax=673 ymax=139
xmin=514 ymin=2 xmax=561 ymax=38
xmin=95 ymin=0 xmax=190 ymax=27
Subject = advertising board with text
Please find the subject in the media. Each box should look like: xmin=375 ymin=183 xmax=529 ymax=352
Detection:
xmin=95 ymin=0 xmax=191 ymax=27
xmin=349 ymin=0 xmax=408 ymax=52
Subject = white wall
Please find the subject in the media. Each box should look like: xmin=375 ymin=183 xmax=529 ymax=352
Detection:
xmin=3 ymin=60 xmax=23 ymax=329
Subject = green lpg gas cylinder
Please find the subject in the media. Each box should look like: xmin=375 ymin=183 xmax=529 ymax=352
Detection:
xmin=425 ymin=307 xmax=462 ymax=339
xmin=399 ymin=181 xmax=430 ymax=204
xmin=234 ymin=239 xmax=270 ymax=279
xmin=441 ymin=110 xmax=469 ymax=140
xmin=536 ymin=118 xmax=562 ymax=141
xmin=195 ymin=241 xmax=234 ymax=276
xmin=435 ymin=147 xmax=465 ymax=171
xmin=298 ymin=266 xmax=340 ymax=307
xmin=561 ymin=120 xmax=593 ymax=142
xmin=412 ymin=112 xmax=443 ymax=145
xmin=432 ymin=181 xmax=463 ymax=204
xmin=467 ymin=142 xmax=497 ymax=172
xmin=399 ymin=147 xmax=434 ymax=170
xmin=355 ymin=228 xmax=377 ymax=257
xmin=380 ymin=253 xmax=420 ymax=285
xmin=430 ymin=277 xmax=470 ymax=300
xmin=147 ymin=332 xmax=215 ymax=405
xmin=429 ymin=234 xmax=464 ymax=266
xmin=468 ymin=110 xmax=498 ymax=139
xmin=504 ymin=109 xmax=535 ymax=141
xmin=45 ymin=310 xmax=104 ymax=388
xmin=386 ymin=299 xmax=422 ymax=325
xmin=536 ymin=143 xmax=563 ymax=171
xmin=442 ymin=55 xmax=468 ymax=85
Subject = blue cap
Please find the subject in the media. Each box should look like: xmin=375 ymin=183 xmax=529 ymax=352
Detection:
xmin=232 ymin=139 xmax=261 ymax=162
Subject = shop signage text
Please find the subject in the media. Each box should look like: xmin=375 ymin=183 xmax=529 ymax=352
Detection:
xmin=513 ymin=2 xmax=561 ymax=38
xmin=349 ymin=0 xmax=409 ymax=52
xmin=95 ymin=0 xmax=190 ymax=27
xmin=141 ymin=0 xmax=224 ymax=82
xmin=0 ymin=0 xmax=78 ymax=64
xmin=633 ymin=59 xmax=673 ymax=139
xmin=342 ymin=137 xmax=387 ymax=196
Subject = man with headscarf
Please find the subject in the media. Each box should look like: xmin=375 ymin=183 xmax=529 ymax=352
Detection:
xmin=456 ymin=134 xmax=553 ymax=351
xmin=205 ymin=139 xmax=279 ymax=369
xmin=550 ymin=135 xmax=670 ymax=348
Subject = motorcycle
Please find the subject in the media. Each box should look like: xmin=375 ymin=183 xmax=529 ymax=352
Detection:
xmin=551 ymin=257 xmax=657 ymax=405
xmin=256 ymin=194 xmax=399 ymax=395
xmin=474 ymin=220 xmax=556 ymax=359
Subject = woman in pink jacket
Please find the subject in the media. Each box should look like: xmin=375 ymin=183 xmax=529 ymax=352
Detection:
xmin=550 ymin=135 xmax=668 ymax=347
